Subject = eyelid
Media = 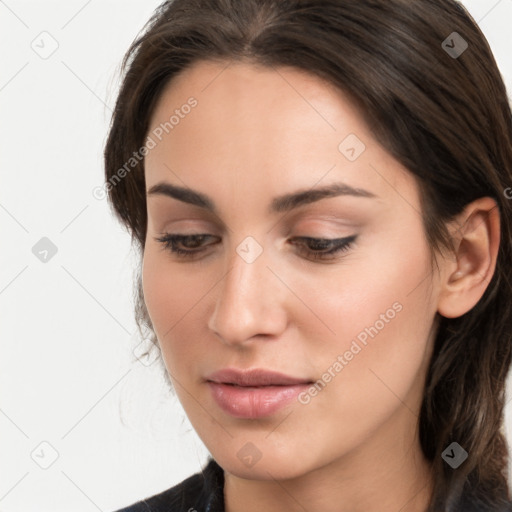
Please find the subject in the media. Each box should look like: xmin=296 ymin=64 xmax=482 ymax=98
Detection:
xmin=286 ymin=209 xmax=364 ymax=225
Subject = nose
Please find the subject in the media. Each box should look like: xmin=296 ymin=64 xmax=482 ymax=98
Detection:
xmin=207 ymin=239 xmax=288 ymax=347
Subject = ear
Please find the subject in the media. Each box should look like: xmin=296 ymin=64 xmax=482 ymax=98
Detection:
xmin=437 ymin=197 xmax=501 ymax=319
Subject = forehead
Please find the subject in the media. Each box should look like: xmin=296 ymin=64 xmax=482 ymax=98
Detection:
xmin=145 ymin=60 xmax=419 ymax=212
xmin=148 ymin=59 xmax=366 ymax=138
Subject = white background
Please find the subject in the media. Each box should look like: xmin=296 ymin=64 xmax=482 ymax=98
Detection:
xmin=1 ymin=1 xmax=511 ymax=511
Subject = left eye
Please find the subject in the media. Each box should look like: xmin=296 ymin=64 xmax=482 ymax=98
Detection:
xmin=154 ymin=233 xmax=357 ymax=261
xmin=289 ymin=235 xmax=357 ymax=261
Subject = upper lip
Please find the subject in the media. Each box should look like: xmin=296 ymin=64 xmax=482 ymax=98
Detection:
xmin=206 ymin=368 xmax=312 ymax=387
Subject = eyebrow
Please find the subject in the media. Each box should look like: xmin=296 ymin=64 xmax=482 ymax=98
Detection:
xmin=147 ymin=181 xmax=377 ymax=215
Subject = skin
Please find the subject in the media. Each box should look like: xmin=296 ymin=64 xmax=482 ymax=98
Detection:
xmin=141 ymin=59 xmax=500 ymax=512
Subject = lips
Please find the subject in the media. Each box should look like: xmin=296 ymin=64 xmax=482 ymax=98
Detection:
xmin=205 ymin=368 xmax=313 ymax=419
xmin=206 ymin=368 xmax=312 ymax=387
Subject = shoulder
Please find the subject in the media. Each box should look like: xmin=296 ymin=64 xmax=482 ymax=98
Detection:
xmin=112 ymin=458 xmax=225 ymax=512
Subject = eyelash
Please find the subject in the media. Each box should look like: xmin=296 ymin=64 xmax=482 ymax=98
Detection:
xmin=154 ymin=233 xmax=357 ymax=262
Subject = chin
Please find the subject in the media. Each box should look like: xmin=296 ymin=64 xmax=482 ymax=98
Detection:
xmin=212 ymin=444 xmax=319 ymax=482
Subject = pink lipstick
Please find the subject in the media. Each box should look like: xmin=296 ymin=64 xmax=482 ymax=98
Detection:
xmin=206 ymin=368 xmax=312 ymax=419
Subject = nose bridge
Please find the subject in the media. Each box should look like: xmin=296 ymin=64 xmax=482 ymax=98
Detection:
xmin=208 ymin=235 xmax=286 ymax=344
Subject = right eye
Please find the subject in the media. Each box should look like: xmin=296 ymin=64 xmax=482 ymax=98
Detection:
xmin=154 ymin=233 xmax=219 ymax=258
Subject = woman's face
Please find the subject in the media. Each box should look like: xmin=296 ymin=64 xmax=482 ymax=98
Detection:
xmin=142 ymin=60 xmax=441 ymax=480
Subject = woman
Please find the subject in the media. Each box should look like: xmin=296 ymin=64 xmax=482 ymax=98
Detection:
xmin=104 ymin=0 xmax=512 ymax=511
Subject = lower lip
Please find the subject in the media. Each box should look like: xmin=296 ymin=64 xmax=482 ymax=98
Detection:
xmin=207 ymin=382 xmax=310 ymax=419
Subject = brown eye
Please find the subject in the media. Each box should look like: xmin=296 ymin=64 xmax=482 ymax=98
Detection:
xmin=290 ymin=235 xmax=357 ymax=261
xmin=155 ymin=234 xmax=219 ymax=258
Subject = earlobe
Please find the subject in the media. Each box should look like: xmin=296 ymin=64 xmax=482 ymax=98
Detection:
xmin=437 ymin=197 xmax=500 ymax=319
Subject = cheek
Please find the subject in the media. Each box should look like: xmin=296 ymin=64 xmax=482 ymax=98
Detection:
xmin=141 ymin=249 xmax=213 ymax=376
xmin=297 ymin=227 xmax=436 ymax=413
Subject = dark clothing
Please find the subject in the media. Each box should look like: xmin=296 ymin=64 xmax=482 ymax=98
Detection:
xmin=113 ymin=458 xmax=224 ymax=512
xmin=113 ymin=457 xmax=512 ymax=512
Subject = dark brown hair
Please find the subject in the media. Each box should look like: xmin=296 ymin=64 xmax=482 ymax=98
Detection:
xmin=104 ymin=1 xmax=512 ymax=510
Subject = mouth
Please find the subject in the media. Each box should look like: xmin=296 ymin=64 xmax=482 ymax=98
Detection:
xmin=205 ymin=368 xmax=313 ymax=387
xmin=205 ymin=368 xmax=313 ymax=419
